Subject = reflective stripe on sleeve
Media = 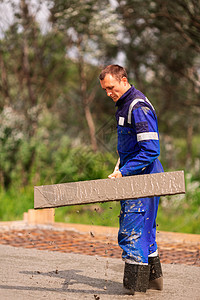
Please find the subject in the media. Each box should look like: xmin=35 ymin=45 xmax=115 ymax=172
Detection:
xmin=128 ymin=99 xmax=145 ymax=124
xmin=128 ymin=97 xmax=155 ymax=124
xmin=137 ymin=132 xmax=159 ymax=142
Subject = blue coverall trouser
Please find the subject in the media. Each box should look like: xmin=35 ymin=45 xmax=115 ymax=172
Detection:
xmin=118 ymin=196 xmax=159 ymax=264
xmin=118 ymin=160 xmax=163 ymax=264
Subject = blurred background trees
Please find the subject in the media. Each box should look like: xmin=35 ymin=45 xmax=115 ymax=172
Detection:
xmin=0 ymin=0 xmax=199 ymax=232
xmin=116 ymin=0 xmax=200 ymax=170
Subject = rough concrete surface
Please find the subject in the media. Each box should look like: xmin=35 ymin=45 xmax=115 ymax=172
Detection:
xmin=34 ymin=171 xmax=185 ymax=209
xmin=0 ymin=245 xmax=199 ymax=300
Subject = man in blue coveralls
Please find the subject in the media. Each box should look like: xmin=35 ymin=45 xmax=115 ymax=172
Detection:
xmin=99 ymin=65 xmax=164 ymax=294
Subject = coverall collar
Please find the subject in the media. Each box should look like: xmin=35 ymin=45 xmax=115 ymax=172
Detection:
xmin=115 ymin=85 xmax=135 ymax=107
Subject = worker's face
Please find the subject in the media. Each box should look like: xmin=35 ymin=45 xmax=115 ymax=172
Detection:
xmin=100 ymin=74 xmax=129 ymax=102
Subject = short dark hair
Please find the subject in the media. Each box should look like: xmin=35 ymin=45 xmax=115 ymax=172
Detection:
xmin=99 ymin=64 xmax=128 ymax=82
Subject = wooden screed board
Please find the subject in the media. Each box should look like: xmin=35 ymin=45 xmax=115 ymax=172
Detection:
xmin=34 ymin=171 xmax=185 ymax=209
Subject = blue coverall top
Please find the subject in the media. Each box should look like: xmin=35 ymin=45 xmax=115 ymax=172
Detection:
xmin=116 ymin=85 xmax=161 ymax=176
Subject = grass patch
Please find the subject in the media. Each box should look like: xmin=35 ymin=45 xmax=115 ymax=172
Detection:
xmin=55 ymin=201 xmax=121 ymax=227
xmin=0 ymin=186 xmax=34 ymax=221
xmin=157 ymin=198 xmax=200 ymax=234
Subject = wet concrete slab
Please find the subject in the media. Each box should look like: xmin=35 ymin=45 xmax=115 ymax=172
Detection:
xmin=0 ymin=244 xmax=199 ymax=300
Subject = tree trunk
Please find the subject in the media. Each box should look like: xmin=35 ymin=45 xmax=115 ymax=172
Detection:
xmin=0 ymin=53 xmax=11 ymax=107
xmin=78 ymin=43 xmax=97 ymax=152
xmin=84 ymin=104 xmax=97 ymax=152
xmin=186 ymin=117 xmax=193 ymax=170
xmin=20 ymin=0 xmax=36 ymax=107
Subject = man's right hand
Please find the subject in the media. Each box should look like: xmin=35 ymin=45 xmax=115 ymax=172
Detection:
xmin=108 ymin=170 xmax=122 ymax=179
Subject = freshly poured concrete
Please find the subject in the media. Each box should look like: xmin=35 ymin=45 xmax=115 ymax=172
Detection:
xmin=34 ymin=171 xmax=185 ymax=209
xmin=0 ymin=245 xmax=199 ymax=300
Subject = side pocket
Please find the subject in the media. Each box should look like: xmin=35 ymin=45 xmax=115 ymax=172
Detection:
xmin=124 ymin=199 xmax=146 ymax=213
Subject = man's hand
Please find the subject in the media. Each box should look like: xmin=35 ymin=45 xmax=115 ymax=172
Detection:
xmin=108 ymin=170 xmax=122 ymax=179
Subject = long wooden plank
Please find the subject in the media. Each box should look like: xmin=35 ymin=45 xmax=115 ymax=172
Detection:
xmin=34 ymin=171 xmax=185 ymax=209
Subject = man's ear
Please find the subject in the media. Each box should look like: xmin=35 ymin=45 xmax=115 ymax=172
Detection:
xmin=121 ymin=77 xmax=128 ymax=85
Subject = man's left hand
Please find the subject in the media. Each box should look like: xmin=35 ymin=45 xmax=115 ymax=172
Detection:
xmin=108 ymin=170 xmax=122 ymax=179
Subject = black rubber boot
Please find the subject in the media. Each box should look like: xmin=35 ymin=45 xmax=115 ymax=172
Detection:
xmin=148 ymin=256 xmax=163 ymax=290
xmin=123 ymin=263 xmax=150 ymax=295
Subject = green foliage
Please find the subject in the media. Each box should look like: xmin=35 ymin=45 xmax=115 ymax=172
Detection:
xmin=116 ymin=0 xmax=200 ymax=138
xmin=0 ymin=186 xmax=34 ymax=221
xmin=0 ymin=142 xmax=117 ymax=222
xmin=173 ymin=136 xmax=200 ymax=170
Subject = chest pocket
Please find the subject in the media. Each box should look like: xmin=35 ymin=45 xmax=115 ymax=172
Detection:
xmin=117 ymin=126 xmax=136 ymax=153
